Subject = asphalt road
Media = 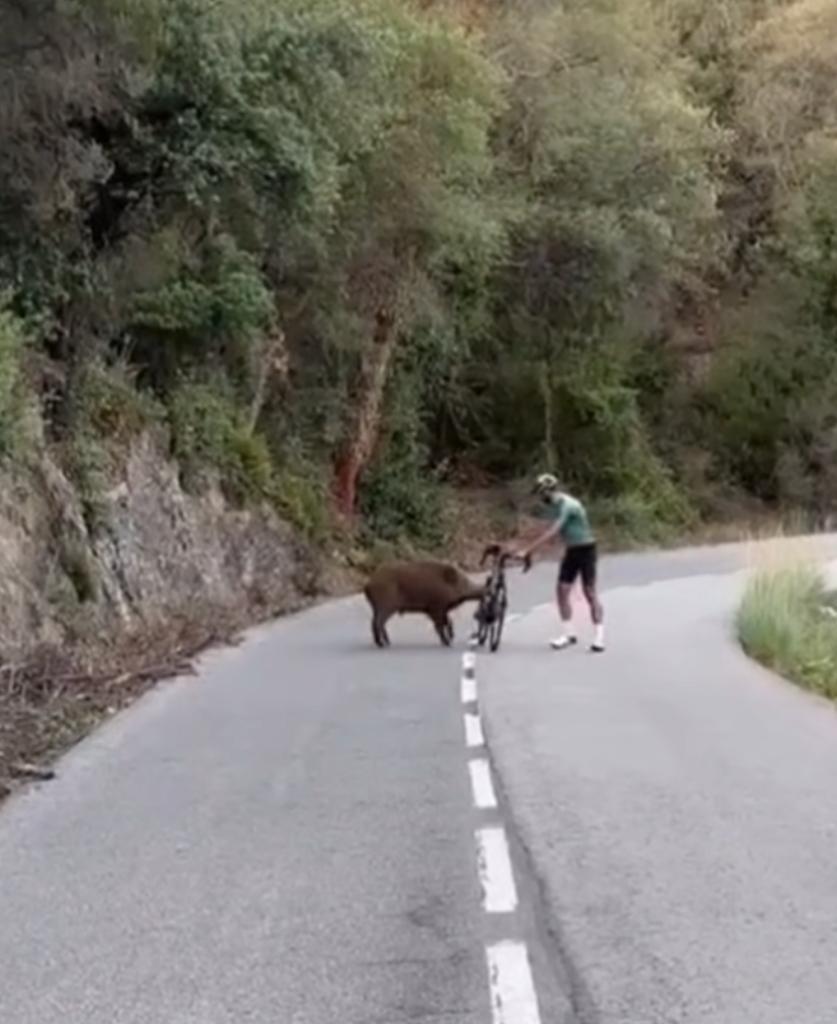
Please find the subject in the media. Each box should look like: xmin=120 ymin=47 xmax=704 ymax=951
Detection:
xmin=483 ymin=535 xmax=837 ymax=1024
xmin=2 ymin=536 xmax=837 ymax=1023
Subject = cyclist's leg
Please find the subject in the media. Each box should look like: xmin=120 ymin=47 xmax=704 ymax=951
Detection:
xmin=551 ymin=550 xmax=580 ymax=649
xmin=557 ymin=582 xmax=574 ymax=621
xmin=580 ymin=545 xmax=605 ymax=651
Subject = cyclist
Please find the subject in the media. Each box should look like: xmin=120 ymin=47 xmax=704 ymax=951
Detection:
xmin=518 ymin=473 xmax=605 ymax=653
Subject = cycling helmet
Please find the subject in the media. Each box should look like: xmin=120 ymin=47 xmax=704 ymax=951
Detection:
xmin=532 ymin=472 xmax=560 ymax=496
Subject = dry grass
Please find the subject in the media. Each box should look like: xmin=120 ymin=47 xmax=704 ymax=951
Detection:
xmin=737 ymin=538 xmax=837 ymax=699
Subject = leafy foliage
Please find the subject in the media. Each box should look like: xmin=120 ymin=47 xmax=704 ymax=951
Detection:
xmin=0 ymin=300 xmax=30 ymax=457
xmin=359 ymin=362 xmax=446 ymax=547
xmin=167 ymin=378 xmax=265 ymax=499
xmin=2 ymin=0 xmax=837 ymax=548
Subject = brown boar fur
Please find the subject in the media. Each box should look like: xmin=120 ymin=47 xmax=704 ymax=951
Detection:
xmin=363 ymin=560 xmax=485 ymax=648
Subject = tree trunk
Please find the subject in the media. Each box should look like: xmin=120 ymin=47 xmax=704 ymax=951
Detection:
xmin=540 ymin=360 xmax=556 ymax=473
xmin=334 ymin=308 xmax=397 ymax=518
xmin=246 ymin=327 xmax=288 ymax=436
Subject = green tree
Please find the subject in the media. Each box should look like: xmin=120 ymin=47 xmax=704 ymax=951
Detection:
xmin=443 ymin=0 xmax=724 ymax=512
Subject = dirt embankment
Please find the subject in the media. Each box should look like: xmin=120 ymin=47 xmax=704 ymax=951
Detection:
xmin=0 ymin=433 xmax=326 ymax=799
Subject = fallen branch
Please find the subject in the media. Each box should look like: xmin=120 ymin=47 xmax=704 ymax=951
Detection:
xmin=10 ymin=761 xmax=56 ymax=782
xmin=0 ymin=609 xmax=253 ymax=803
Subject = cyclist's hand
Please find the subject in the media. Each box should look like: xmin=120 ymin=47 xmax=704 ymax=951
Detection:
xmin=518 ymin=551 xmax=533 ymax=573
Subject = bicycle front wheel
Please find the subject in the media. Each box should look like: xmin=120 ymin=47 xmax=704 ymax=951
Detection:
xmin=488 ymin=587 xmax=508 ymax=652
xmin=473 ymin=603 xmax=490 ymax=647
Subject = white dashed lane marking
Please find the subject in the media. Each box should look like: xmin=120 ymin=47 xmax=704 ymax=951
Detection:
xmin=476 ymin=827 xmax=518 ymax=913
xmin=460 ymin=650 xmax=543 ymax=1024
xmin=486 ymin=942 xmax=542 ymax=1024
xmin=464 ymin=712 xmax=485 ymax=748
xmin=462 ymin=674 xmax=477 ymax=704
xmin=469 ymin=758 xmax=498 ymax=810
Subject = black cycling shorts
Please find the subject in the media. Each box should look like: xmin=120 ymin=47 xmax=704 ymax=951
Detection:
xmin=558 ymin=543 xmax=598 ymax=587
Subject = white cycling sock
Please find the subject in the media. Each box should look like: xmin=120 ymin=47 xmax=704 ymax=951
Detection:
xmin=592 ymin=624 xmax=605 ymax=650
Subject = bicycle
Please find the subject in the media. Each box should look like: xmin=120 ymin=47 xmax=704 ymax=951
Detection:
xmin=471 ymin=544 xmax=531 ymax=652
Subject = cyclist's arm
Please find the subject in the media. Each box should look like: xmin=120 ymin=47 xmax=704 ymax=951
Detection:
xmin=521 ymin=517 xmax=564 ymax=560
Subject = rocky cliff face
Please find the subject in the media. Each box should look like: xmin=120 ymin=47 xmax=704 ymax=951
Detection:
xmin=0 ymin=434 xmax=320 ymax=665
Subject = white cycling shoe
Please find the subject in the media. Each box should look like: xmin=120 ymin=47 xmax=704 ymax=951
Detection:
xmin=550 ymin=635 xmax=606 ymax=653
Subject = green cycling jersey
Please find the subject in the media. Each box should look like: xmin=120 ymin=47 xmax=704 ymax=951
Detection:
xmin=544 ymin=493 xmax=594 ymax=547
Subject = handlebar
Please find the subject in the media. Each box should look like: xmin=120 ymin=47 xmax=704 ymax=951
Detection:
xmin=480 ymin=544 xmax=532 ymax=573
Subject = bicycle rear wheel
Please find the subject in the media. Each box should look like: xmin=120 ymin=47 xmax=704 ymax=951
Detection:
xmin=473 ymin=599 xmax=490 ymax=647
xmin=488 ymin=586 xmax=508 ymax=652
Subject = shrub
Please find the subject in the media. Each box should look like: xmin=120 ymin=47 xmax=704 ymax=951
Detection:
xmin=76 ymin=360 xmax=164 ymax=446
xmin=167 ymin=377 xmax=282 ymax=504
xmin=132 ymin=243 xmax=274 ymax=342
xmin=358 ymin=368 xmax=446 ymax=549
xmin=227 ymin=428 xmax=274 ymax=500
xmin=737 ymin=563 xmax=837 ymax=698
xmin=51 ymin=362 xmax=163 ymax=534
xmin=591 ymin=492 xmax=679 ymax=548
xmin=58 ymin=536 xmax=99 ymax=604
xmin=272 ymin=464 xmax=331 ymax=542
xmin=360 ymin=461 xmax=446 ymax=549
xmin=0 ymin=301 xmax=31 ymax=459
xmin=168 ymin=379 xmax=239 ymax=492
xmin=62 ymin=434 xmax=112 ymax=534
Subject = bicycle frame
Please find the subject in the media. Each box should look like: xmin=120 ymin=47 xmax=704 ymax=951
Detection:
xmin=472 ymin=545 xmax=529 ymax=652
